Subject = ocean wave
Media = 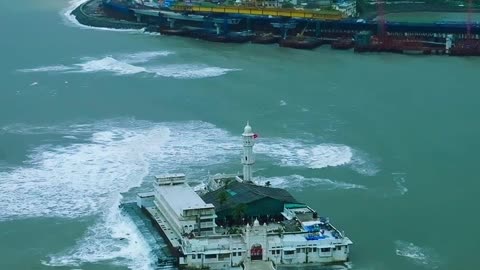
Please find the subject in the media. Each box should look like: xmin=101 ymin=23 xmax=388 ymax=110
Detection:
xmin=255 ymin=175 xmax=366 ymax=191
xmin=150 ymin=64 xmax=240 ymax=79
xmin=44 ymin=208 xmax=154 ymax=270
xmin=18 ymin=53 xmax=239 ymax=79
xmin=255 ymin=140 xmax=353 ymax=169
xmin=0 ymin=119 xmax=374 ymax=269
xmin=18 ymin=65 xmax=75 ymax=73
xmin=120 ymin=51 xmax=175 ymax=64
xmin=74 ymin=56 xmax=147 ymax=75
xmin=395 ymin=240 xmax=442 ymax=269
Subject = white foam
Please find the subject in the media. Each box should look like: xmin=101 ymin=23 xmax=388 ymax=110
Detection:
xmin=30 ymin=82 xmax=39 ymax=86
xmin=350 ymin=150 xmax=380 ymax=176
xmin=393 ymin=173 xmax=408 ymax=195
xmin=0 ymin=122 xmax=172 ymax=269
xmin=0 ymin=124 xmax=170 ymax=220
xmin=19 ymin=65 xmax=74 ymax=73
xmin=150 ymin=65 xmax=240 ymax=79
xmin=19 ymin=54 xmax=238 ymax=79
xmin=74 ymin=57 xmax=147 ymax=75
xmin=120 ymin=51 xmax=174 ymax=64
xmin=255 ymin=140 xmax=353 ymax=169
xmin=45 ymin=206 xmax=154 ymax=270
xmin=255 ymin=175 xmax=366 ymax=191
xmin=280 ymin=100 xmax=287 ymax=106
xmin=395 ymin=240 xmax=442 ymax=269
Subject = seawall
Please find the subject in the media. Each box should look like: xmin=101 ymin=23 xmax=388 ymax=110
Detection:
xmin=71 ymin=0 xmax=146 ymax=29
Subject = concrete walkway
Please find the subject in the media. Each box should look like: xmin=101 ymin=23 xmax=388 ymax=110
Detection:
xmin=244 ymin=261 xmax=276 ymax=270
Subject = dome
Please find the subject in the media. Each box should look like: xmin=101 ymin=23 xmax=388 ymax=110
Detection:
xmin=253 ymin=218 xmax=260 ymax=226
xmin=243 ymin=121 xmax=253 ymax=134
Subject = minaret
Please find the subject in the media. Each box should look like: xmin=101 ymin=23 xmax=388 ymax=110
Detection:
xmin=242 ymin=121 xmax=255 ymax=183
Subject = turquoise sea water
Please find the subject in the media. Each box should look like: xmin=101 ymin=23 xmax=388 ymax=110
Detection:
xmin=1 ymin=1 xmax=479 ymax=270
xmin=385 ymin=11 xmax=480 ymax=23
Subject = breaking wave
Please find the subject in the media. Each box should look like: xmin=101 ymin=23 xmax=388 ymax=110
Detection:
xmin=18 ymin=65 xmax=75 ymax=73
xmin=18 ymin=52 xmax=239 ymax=79
xmin=0 ymin=119 xmax=375 ymax=269
xmin=76 ymin=56 xmax=147 ymax=75
xmin=255 ymin=140 xmax=353 ymax=169
xmin=44 ymin=208 xmax=154 ymax=270
xmin=121 ymin=51 xmax=175 ymax=64
xmin=150 ymin=65 xmax=240 ymax=79
xmin=255 ymin=175 xmax=366 ymax=191
xmin=395 ymin=240 xmax=442 ymax=269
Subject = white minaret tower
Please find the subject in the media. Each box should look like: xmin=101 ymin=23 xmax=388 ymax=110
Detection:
xmin=242 ymin=121 xmax=255 ymax=183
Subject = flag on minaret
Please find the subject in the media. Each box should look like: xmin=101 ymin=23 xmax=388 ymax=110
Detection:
xmin=253 ymin=133 xmax=258 ymax=139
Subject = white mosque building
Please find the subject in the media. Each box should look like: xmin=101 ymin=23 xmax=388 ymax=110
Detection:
xmin=136 ymin=122 xmax=353 ymax=269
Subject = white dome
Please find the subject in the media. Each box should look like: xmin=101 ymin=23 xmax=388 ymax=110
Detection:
xmin=244 ymin=122 xmax=253 ymax=134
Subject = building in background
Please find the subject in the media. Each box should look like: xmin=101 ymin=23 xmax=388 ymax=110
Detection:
xmin=333 ymin=0 xmax=357 ymax=17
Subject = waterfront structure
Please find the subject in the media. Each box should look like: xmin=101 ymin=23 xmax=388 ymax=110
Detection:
xmin=333 ymin=0 xmax=357 ymax=17
xmin=136 ymin=122 xmax=352 ymax=269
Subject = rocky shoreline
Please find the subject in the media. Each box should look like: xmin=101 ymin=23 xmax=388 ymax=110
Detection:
xmin=71 ymin=0 xmax=146 ymax=30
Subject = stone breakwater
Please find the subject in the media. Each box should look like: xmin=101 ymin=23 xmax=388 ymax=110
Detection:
xmin=71 ymin=0 xmax=146 ymax=30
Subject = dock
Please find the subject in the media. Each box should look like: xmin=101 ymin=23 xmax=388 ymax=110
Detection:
xmin=69 ymin=0 xmax=480 ymax=55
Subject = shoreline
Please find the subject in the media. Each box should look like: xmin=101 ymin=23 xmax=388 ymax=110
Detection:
xmin=69 ymin=0 xmax=480 ymax=56
xmin=70 ymin=0 xmax=146 ymax=30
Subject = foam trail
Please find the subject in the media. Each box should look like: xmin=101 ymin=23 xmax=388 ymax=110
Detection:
xmin=395 ymin=240 xmax=442 ymax=269
xmin=18 ymin=54 xmax=239 ymax=79
xmin=0 ymin=122 xmax=173 ymax=269
xmin=45 ymin=205 xmax=154 ymax=270
xmin=255 ymin=140 xmax=353 ymax=169
xmin=19 ymin=65 xmax=75 ymax=73
xmin=74 ymin=57 xmax=147 ymax=75
xmin=120 ymin=51 xmax=174 ymax=64
xmin=150 ymin=65 xmax=241 ymax=79
xmin=255 ymin=175 xmax=366 ymax=191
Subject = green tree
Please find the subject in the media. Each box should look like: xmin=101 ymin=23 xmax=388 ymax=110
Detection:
xmin=232 ymin=203 xmax=247 ymax=223
xmin=217 ymin=190 xmax=228 ymax=206
xmin=282 ymin=1 xmax=294 ymax=8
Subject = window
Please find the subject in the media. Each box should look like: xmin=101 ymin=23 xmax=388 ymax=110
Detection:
xmin=192 ymin=254 xmax=196 ymax=259
xmin=205 ymin=254 xmax=217 ymax=259
xmin=284 ymin=250 xmax=295 ymax=255
xmin=276 ymin=250 xmax=280 ymax=255
xmin=271 ymin=250 xmax=275 ymax=255
xmin=312 ymin=248 xmax=317 ymax=252
xmin=321 ymin=248 xmax=331 ymax=253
